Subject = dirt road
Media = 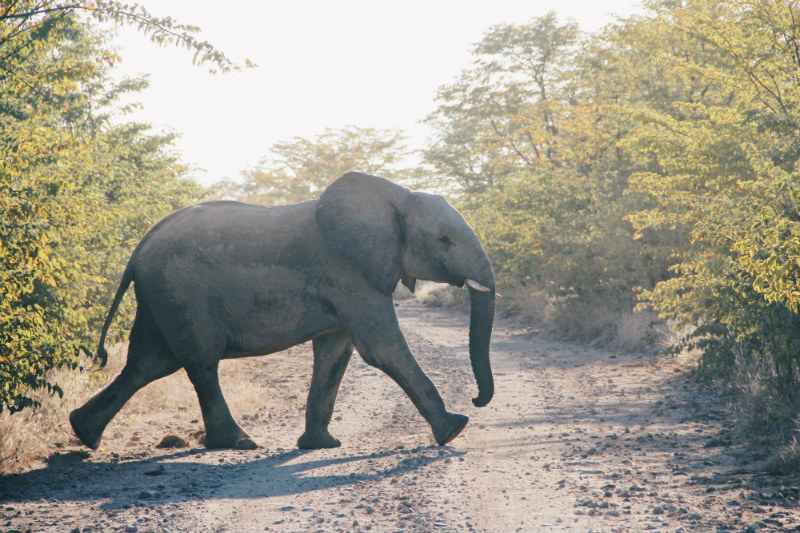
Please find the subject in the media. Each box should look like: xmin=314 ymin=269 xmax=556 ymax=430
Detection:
xmin=2 ymin=301 xmax=799 ymax=532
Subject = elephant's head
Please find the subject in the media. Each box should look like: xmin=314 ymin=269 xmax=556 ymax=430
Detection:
xmin=316 ymin=172 xmax=495 ymax=407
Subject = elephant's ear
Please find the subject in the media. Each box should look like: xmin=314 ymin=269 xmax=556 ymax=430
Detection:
xmin=315 ymin=172 xmax=410 ymax=295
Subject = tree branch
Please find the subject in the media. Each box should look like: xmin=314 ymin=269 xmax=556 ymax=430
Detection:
xmin=0 ymin=3 xmax=82 ymax=20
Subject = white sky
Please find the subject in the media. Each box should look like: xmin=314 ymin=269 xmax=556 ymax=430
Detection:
xmin=111 ymin=1 xmax=643 ymax=185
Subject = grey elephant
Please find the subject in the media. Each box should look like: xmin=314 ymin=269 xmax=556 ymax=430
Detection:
xmin=70 ymin=172 xmax=495 ymax=450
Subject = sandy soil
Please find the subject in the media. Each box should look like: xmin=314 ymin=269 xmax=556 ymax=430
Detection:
xmin=2 ymin=301 xmax=800 ymax=533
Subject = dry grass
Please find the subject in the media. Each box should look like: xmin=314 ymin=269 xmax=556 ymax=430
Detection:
xmin=773 ymin=437 xmax=800 ymax=474
xmin=0 ymin=344 xmax=270 ymax=474
xmin=727 ymin=351 xmax=800 ymax=441
xmin=410 ymin=282 xmax=666 ymax=353
xmin=678 ymin=342 xmax=800 ymax=472
xmin=606 ymin=309 xmax=667 ymax=353
xmin=413 ymin=281 xmax=468 ymax=310
xmin=0 ymin=349 xmax=115 ymax=474
xmin=496 ymin=286 xmax=552 ymax=327
xmin=493 ymin=284 xmax=665 ymax=353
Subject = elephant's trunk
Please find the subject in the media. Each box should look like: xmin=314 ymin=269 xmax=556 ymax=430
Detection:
xmin=468 ymin=277 xmax=495 ymax=407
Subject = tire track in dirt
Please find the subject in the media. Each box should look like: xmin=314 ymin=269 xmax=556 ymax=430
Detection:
xmin=2 ymin=301 xmax=800 ymax=532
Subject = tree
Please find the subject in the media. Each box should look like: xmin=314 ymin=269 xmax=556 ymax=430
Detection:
xmin=220 ymin=126 xmax=413 ymax=205
xmin=0 ymin=5 xmax=207 ymax=413
xmin=0 ymin=1 xmax=238 ymax=73
xmin=425 ymin=12 xmax=580 ymax=195
xmin=623 ymin=0 xmax=800 ymax=376
xmin=424 ymin=13 xmax=673 ymax=338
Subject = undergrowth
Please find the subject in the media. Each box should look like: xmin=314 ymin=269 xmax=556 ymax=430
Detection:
xmin=713 ymin=346 xmax=800 ymax=472
xmin=487 ymin=283 xmax=665 ymax=354
xmin=0 ymin=348 xmax=121 ymax=474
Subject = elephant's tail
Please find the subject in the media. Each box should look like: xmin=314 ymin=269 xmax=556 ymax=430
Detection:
xmin=96 ymin=264 xmax=134 ymax=368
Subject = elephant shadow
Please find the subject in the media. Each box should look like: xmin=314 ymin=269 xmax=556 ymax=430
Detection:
xmin=0 ymin=446 xmax=464 ymax=509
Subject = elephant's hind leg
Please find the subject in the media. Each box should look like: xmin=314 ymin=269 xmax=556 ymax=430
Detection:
xmin=298 ymin=330 xmax=353 ymax=449
xmin=70 ymin=306 xmax=181 ymax=450
xmin=156 ymin=310 xmax=255 ymax=450
xmin=183 ymin=360 xmax=257 ymax=450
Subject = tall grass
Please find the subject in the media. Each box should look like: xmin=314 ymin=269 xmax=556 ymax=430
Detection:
xmin=492 ymin=284 xmax=665 ymax=353
xmin=724 ymin=348 xmax=800 ymax=469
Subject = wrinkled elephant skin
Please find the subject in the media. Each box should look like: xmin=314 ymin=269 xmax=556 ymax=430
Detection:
xmin=70 ymin=172 xmax=495 ymax=450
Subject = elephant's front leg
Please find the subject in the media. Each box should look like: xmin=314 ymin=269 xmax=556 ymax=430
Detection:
xmin=344 ymin=302 xmax=469 ymax=446
xmin=298 ymin=329 xmax=354 ymax=449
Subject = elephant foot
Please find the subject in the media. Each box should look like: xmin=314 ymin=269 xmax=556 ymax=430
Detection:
xmin=433 ymin=413 xmax=469 ymax=446
xmin=69 ymin=407 xmax=102 ymax=450
xmin=297 ymin=429 xmax=342 ymax=449
xmin=202 ymin=429 xmax=259 ymax=450
xmin=203 ymin=436 xmax=260 ymax=450
xmin=234 ymin=437 xmax=259 ymax=450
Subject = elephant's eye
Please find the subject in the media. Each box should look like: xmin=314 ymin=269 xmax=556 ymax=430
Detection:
xmin=438 ymin=235 xmax=454 ymax=247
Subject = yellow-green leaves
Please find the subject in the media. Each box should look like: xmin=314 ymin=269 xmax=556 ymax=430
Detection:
xmin=425 ymin=12 xmax=664 ymax=331
xmin=426 ymin=2 xmax=800 ymax=362
xmin=0 ymin=4 xmax=202 ymax=413
xmin=615 ymin=0 xmax=800 ymax=373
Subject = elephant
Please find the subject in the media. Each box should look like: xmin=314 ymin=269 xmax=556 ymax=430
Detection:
xmin=69 ymin=172 xmax=495 ymax=451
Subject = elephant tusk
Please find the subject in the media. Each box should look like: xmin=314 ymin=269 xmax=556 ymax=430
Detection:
xmin=465 ymin=279 xmax=491 ymax=292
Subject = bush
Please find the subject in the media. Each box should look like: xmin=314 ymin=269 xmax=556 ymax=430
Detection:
xmin=0 ymin=11 xmax=202 ymax=413
xmin=425 ymin=2 xmax=800 ymax=436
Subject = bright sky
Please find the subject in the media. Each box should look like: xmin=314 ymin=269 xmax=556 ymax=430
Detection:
xmin=111 ymin=1 xmax=643 ymax=185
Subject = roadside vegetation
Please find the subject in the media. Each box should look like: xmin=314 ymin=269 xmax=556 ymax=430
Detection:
xmin=3 ymin=0 xmax=800 ymax=470
xmin=423 ymin=0 xmax=800 ymax=452
xmin=0 ymin=1 xmax=231 ymax=468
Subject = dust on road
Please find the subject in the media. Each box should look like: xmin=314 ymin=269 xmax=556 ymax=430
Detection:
xmin=1 ymin=301 xmax=799 ymax=532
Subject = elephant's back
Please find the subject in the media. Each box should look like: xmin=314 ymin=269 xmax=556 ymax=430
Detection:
xmin=150 ymin=200 xmax=314 ymax=235
xmin=130 ymin=200 xmax=321 ymax=275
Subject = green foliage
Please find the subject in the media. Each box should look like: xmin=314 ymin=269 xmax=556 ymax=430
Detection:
xmin=424 ymin=13 xmax=580 ymax=194
xmin=0 ymin=5 xmax=203 ymax=413
xmin=427 ymin=0 xmax=800 ymax=386
xmin=219 ymin=126 xmax=414 ymax=205
xmin=425 ymin=12 xmax=671 ymax=336
xmin=622 ymin=0 xmax=800 ymax=377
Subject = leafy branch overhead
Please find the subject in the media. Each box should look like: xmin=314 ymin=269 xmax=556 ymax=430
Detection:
xmin=0 ymin=1 xmax=244 ymax=73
